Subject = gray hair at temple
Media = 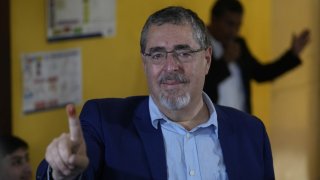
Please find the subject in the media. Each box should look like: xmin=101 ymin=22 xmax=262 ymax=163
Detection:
xmin=140 ymin=6 xmax=210 ymax=53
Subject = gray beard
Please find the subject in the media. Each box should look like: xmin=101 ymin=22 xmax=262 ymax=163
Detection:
xmin=159 ymin=92 xmax=190 ymax=110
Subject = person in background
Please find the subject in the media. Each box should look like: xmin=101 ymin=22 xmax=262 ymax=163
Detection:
xmin=0 ymin=135 xmax=32 ymax=180
xmin=204 ymin=0 xmax=310 ymax=113
xmin=37 ymin=6 xmax=274 ymax=179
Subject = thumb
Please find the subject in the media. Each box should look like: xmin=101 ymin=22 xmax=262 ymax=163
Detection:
xmin=292 ymin=33 xmax=297 ymax=43
xmin=68 ymin=153 xmax=89 ymax=169
xmin=291 ymin=34 xmax=298 ymax=51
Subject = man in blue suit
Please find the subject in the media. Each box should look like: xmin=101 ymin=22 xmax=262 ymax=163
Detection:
xmin=37 ymin=6 xmax=274 ymax=180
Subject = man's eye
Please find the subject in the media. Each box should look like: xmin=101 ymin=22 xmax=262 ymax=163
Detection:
xmin=151 ymin=53 xmax=165 ymax=59
xmin=11 ymin=159 xmax=23 ymax=166
xmin=177 ymin=51 xmax=192 ymax=58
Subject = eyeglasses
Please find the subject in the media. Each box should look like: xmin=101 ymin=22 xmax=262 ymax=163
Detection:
xmin=143 ymin=48 xmax=206 ymax=65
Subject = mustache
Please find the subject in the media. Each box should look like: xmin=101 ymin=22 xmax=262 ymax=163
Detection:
xmin=158 ymin=72 xmax=190 ymax=84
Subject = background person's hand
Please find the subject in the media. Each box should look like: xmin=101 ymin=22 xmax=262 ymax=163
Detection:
xmin=223 ymin=40 xmax=241 ymax=63
xmin=291 ymin=29 xmax=310 ymax=56
xmin=45 ymin=104 xmax=89 ymax=180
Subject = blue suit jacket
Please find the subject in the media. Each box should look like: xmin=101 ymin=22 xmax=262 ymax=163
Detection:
xmin=37 ymin=96 xmax=274 ymax=180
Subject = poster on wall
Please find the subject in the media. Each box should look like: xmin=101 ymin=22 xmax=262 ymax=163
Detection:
xmin=47 ymin=0 xmax=116 ymax=41
xmin=21 ymin=48 xmax=82 ymax=114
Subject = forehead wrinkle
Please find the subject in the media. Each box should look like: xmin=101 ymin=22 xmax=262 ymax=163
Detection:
xmin=148 ymin=44 xmax=193 ymax=53
xmin=10 ymin=154 xmax=24 ymax=159
xmin=173 ymin=44 xmax=192 ymax=50
xmin=148 ymin=47 xmax=166 ymax=53
xmin=145 ymin=23 xmax=197 ymax=50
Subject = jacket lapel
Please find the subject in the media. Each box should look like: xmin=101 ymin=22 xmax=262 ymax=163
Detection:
xmin=132 ymin=99 xmax=239 ymax=180
xmin=216 ymin=106 xmax=238 ymax=180
xmin=133 ymin=98 xmax=167 ymax=180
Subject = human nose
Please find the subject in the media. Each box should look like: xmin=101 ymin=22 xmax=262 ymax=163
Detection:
xmin=23 ymin=162 xmax=32 ymax=177
xmin=163 ymin=52 xmax=180 ymax=71
xmin=25 ymin=161 xmax=32 ymax=170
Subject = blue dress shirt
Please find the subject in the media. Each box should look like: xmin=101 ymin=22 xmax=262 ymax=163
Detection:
xmin=149 ymin=93 xmax=228 ymax=180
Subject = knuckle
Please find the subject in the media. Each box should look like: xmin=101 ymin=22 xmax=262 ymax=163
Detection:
xmin=60 ymin=132 xmax=69 ymax=138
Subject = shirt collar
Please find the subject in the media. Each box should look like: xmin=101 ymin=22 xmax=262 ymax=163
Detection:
xmin=148 ymin=92 xmax=218 ymax=131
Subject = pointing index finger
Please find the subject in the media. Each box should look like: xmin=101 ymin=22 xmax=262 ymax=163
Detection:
xmin=66 ymin=104 xmax=82 ymax=142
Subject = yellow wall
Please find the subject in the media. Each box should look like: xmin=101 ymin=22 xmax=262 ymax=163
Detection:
xmin=269 ymin=0 xmax=320 ymax=179
xmin=240 ymin=0 xmax=272 ymax=127
xmin=13 ymin=1 xmax=318 ymax=179
xmin=10 ymin=0 xmax=213 ymax=176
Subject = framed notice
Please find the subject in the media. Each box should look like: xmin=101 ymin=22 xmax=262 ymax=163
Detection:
xmin=47 ymin=0 xmax=116 ymax=41
xmin=21 ymin=48 xmax=82 ymax=113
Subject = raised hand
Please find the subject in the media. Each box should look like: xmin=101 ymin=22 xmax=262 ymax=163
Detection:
xmin=291 ymin=29 xmax=311 ymax=56
xmin=223 ymin=40 xmax=241 ymax=63
xmin=45 ymin=104 xmax=89 ymax=180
